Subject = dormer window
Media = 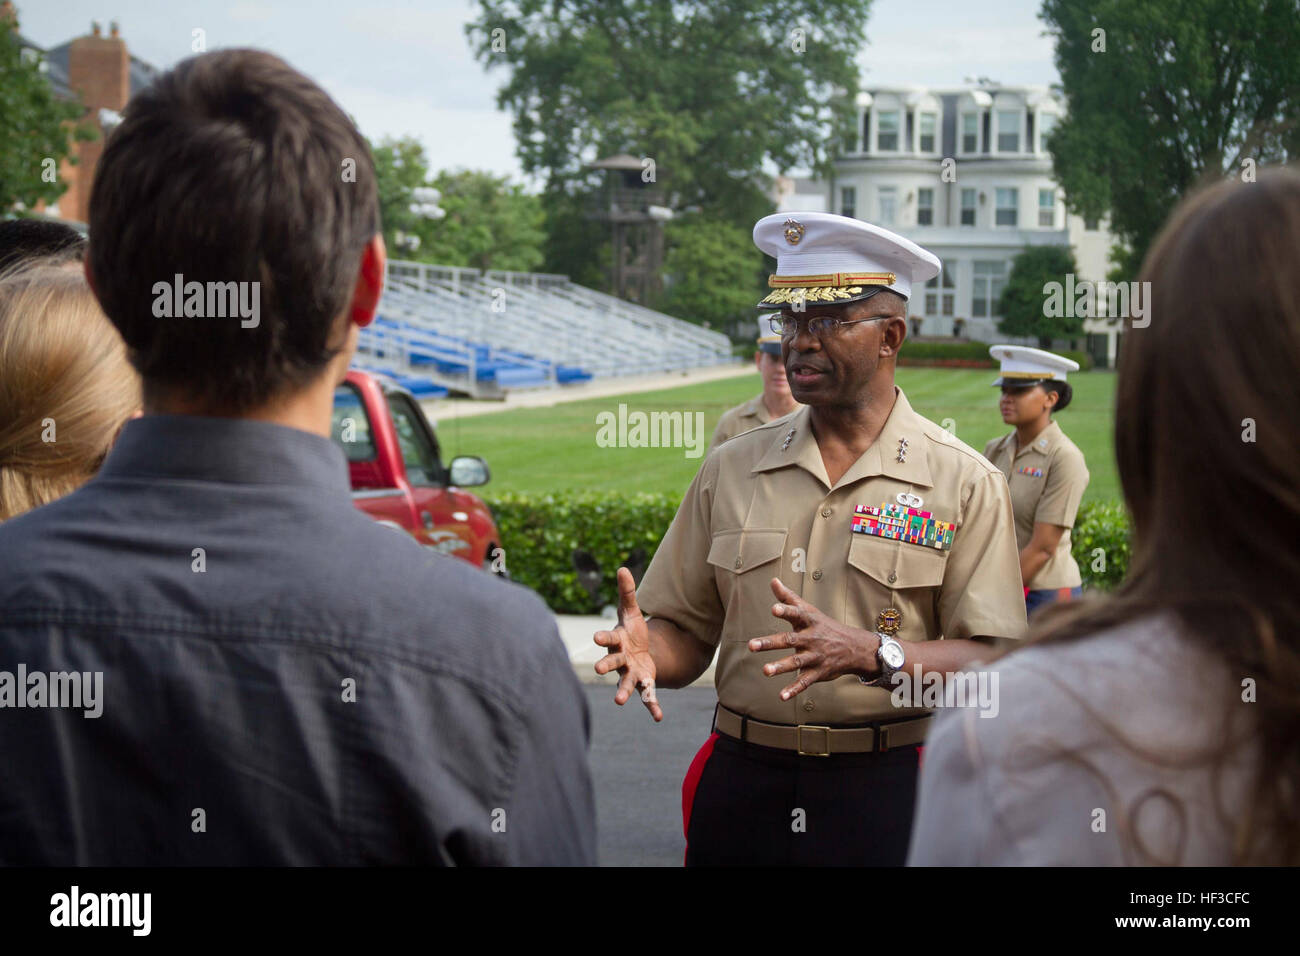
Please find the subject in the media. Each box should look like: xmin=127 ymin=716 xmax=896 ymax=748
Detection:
xmin=877 ymin=111 xmax=900 ymax=152
xmin=918 ymin=113 xmax=937 ymax=153
xmin=961 ymin=113 xmax=979 ymax=154
xmin=997 ymin=110 xmax=1021 ymax=152
xmin=1038 ymin=112 xmax=1057 ymax=153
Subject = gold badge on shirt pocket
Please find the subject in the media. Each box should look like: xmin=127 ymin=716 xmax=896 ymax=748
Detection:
xmin=851 ymin=502 xmax=955 ymax=551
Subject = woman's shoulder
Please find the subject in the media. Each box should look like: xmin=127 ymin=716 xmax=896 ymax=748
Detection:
xmin=984 ymin=613 xmax=1216 ymax=727
xmin=919 ymin=613 xmax=1251 ymax=864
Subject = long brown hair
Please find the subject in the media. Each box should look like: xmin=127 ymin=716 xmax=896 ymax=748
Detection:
xmin=0 ymin=266 xmax=140 ymax=521
xmin=1017 ymin=166 xmax=1300 ymax=864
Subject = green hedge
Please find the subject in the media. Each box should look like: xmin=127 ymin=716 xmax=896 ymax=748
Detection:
xmin=1070 ymin=499 xmax=1131 ymax=591
xmin=487 ymin=491 xmax=680 ymax=612
xmin=489 ymin=492 xmax=1132 ymax=612
xmin=899 ymin=341 xmax=1094 ymax=370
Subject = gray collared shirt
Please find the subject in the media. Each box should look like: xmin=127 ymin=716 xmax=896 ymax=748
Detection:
xmin=0 ymin=415 xmax=595 ymax=865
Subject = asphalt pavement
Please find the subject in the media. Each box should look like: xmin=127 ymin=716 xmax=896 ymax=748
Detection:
xmin=584 ymin=683 xmax=717 ymax=867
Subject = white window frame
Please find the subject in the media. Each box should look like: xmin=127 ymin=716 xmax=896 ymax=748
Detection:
xmin=840 ymin=186 xmax=856 ymax=219
xmin=960 ymin=187 xmax=977 ymax=227
xmin=916 ymin=187 xmax=934 ymax=226
xmin=995 ymin=187 xmax=1018 ymax=227
xmin=878 ymin=186 xmax=898 ymax=225
xmin=959 ymin=112 xmax=981 ymax=156
xmin=972 ymin=260 xmax=1008 ymax=318
xmin=1038 ymin=188 xmax=1056 ymax=228
xmin=917 ymin=112 xmax=939 ymax=155
xmin=1037 ymin=111 xmax=1058 ymax=154
xmin=876 ymin=110 xmax=901 ymax=153
xmin=996 ymin=110 xmax=1021 ymax=153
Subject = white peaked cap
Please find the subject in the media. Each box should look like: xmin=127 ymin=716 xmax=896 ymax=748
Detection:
xmin=753 ymin=211 xmax=941 ymax=308
xmin=989 ymin=344 xmax=1080 ymax=385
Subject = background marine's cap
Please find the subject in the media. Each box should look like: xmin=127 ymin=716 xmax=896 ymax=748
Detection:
xmin=989 ymin=345 xmax=1080 ymax=387
xmin=753 ymin=211 xmax=941 ymax=309
xmin=756 ymin=315 xmax=782 ymax=355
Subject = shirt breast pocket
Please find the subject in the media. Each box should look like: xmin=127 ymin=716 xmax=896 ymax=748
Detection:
xmin=844 ymin=534 xmax=947 ymax=633
xmin=706 ymin=528 xmax=788 ymax=640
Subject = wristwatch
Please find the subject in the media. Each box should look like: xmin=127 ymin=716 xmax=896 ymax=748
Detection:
xmin=860 ymin=631 xmax=906 ymax=688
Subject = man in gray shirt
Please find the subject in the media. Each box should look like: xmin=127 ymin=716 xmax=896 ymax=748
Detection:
xmin=0 ymin=49 xmax=594 ymax=866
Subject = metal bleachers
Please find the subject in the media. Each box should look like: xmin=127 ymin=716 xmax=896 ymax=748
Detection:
xmin=353 ymin=260 xmax=734 ymax=399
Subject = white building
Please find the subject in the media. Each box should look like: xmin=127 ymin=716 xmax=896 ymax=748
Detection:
xmin=824 ymin=84 xmax=1121 ymax=367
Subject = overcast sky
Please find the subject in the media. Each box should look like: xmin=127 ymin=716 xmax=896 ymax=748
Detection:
xmin=16 ymin=0 xmax=1059 ymax=189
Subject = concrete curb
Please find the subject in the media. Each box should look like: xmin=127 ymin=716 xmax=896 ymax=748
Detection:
xmin=556 ymin=613 xmax=716 ymax=688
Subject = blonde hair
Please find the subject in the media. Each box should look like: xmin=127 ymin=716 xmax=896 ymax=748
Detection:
xmin=0 ymin=265 xmax=141 ymax=521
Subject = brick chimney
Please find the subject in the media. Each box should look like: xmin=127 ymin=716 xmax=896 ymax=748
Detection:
xmin=60 ymin=22 xmax=132 ymax=223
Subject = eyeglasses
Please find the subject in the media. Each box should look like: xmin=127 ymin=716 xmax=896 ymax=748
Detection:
xmin=767 ymin=314 xmax=895 ymax=338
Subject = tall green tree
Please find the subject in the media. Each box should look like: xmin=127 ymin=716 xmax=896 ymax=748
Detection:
xmin=424 ymin=169 xmax=545 ymax=273
xmin=466 ymin=0 xmax=871 ymax=294
xmin=996 ymin=244 xmax=1081 ymax=347
xmin=1042 ymin=0 xmax=1300 ymax=279
xmin=369 ymin=136 xmax=544 ymax=272
xmin=657 ymin=214 xmax=763 ymax=331
xmin=0 ymin=21 xmax=92 ymax=214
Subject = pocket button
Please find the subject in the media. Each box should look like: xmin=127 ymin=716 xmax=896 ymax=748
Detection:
xmin=812 ymin=569 xmax=823 ymax=580
xmin=888 ymin=570 xmax=898 ymax=584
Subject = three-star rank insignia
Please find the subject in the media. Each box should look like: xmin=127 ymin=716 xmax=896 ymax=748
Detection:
xmin=896 ymin=437 xmax=909 ymax=463
xmin=877 ymin=607 xmax=902 ymax=636
xmin=781 ymin=426 xmax=796 ymax=451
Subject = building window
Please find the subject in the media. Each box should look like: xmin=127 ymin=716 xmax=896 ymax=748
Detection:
xmin=960 ymin=188 xmax=976 ymax=226
xmin=917 ymin=188 xmax=934 ymax=226
xmin=840 ymin=186 xmax=856 ymax=219
xmin=925 ymin=270 xmax=955 ymax=315
xmin=1084 ymin=215 xmax=1100 ymax=231
xmin=878 ymin=186 xmax=897 ymax=225
xmin=1038 ymin=189 xmax=1056 ymax=228
xmin=997 ymin=110 xmax=1020 ymax=152
xmin=1038 ymin=112 xmax=1057 ymax=153
xmin=918 ymin=113 xmax=937 ymax=153
xmin=861 ymin=110 xmax=871 ymax=152
xmin=877 ymin=111 xmax=900 ymax=152
xmin=972 ymin=260 xmax=1008 ymax=317
xmin=995 ymin=187 xmax=1018 ymax=227
xmin=961 ymin=113 xmax=979 ymax=153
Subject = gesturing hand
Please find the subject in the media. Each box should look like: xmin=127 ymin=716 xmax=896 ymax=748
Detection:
xmin=592 ymin=566 xmax=663 ymax=721
xmin=747 ymin=578 xmax=879 ymax=701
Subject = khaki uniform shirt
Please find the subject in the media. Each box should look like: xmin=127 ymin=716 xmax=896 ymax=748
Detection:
xmin=638 ymin=388 xmax=1027 ymax=725
xmin=983 ymin=420 xmax=1089 ymax=590
xmin=707 ymin=395 xmax=774 ymax=455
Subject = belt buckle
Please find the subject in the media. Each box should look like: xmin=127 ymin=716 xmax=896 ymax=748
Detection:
xmin=796 ymin=724 xmax=831 ymax=757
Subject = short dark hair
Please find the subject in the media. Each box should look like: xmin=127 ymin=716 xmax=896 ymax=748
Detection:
xmin=1044 ymin=380 xmax=1073 ymax=412
xmin=87 ymin=49 xmax=380 ymax=412
xmin=0 ymin=219 xmax=86 ymax=274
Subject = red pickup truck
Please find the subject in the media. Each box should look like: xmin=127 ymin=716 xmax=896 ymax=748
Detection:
xmin=331 ymin=369 xmax=504 ymax=574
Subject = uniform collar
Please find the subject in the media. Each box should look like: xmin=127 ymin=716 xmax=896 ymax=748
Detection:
xmin=1021 ymin=419 xmax=1061 ymax=457
xmin=753 ymin=387 xmax=934 ymax=490
xmin=742 ymin=395 xmax=767 ymax=420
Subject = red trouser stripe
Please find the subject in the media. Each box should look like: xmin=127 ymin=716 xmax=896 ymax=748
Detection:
xmin=681 ymin=732 xmax=720 ymax=864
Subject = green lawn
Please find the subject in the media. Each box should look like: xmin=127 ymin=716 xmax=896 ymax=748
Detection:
xmin=437 ymin=367 xmax=1118 ymax=503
